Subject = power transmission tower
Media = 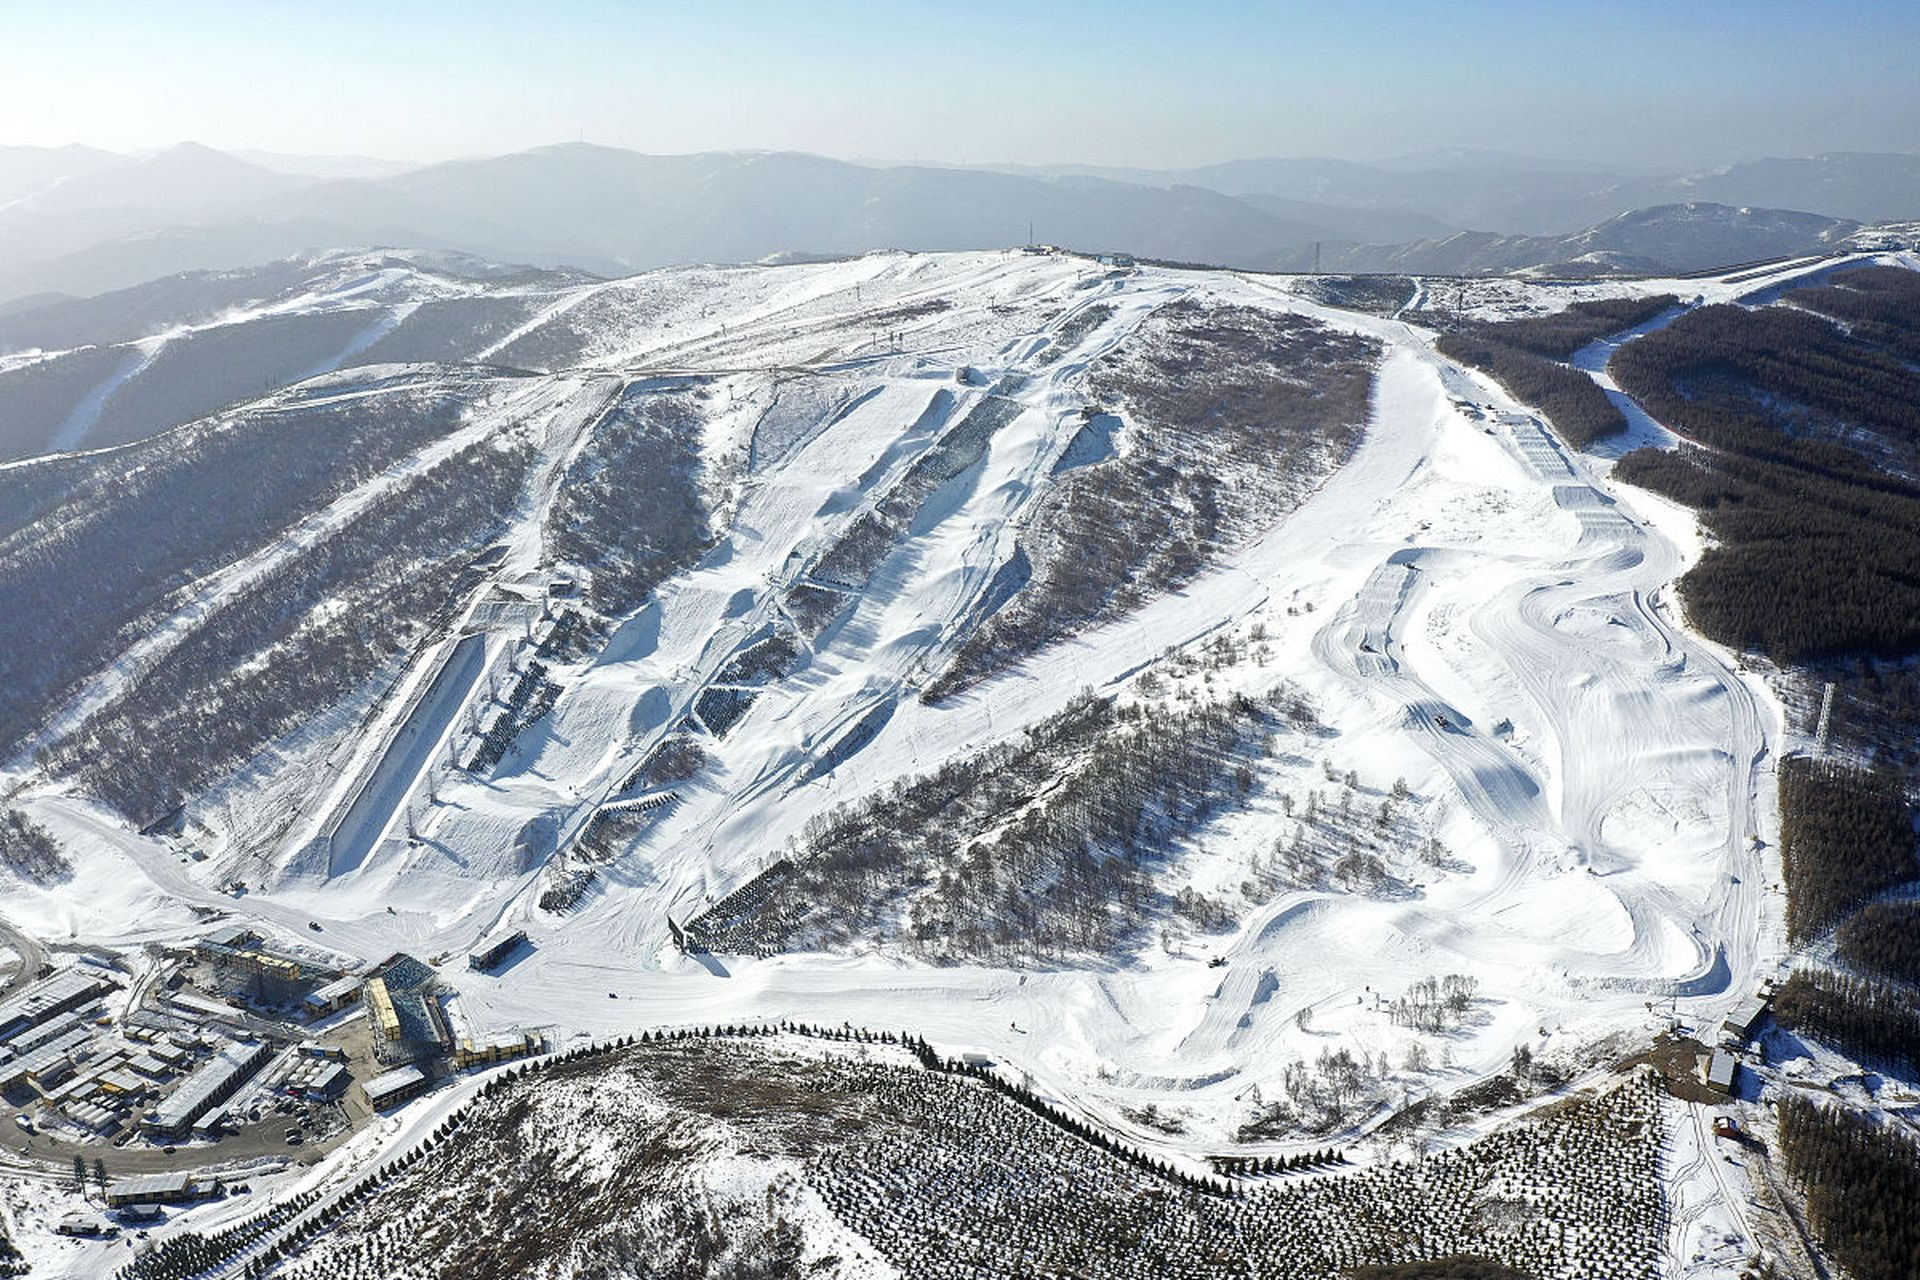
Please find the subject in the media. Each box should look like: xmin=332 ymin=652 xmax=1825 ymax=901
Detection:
xmin=1814 ymin=681 xmax=1835 ymax=756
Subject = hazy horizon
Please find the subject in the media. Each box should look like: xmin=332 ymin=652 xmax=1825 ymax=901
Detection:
xmin=6 ymin=137 xmax=1879 ymax=176
xmin=6 ymin=0 xmax=1918 ymax=173
xmin=24 ymin=137 xmax=1920 ymax=178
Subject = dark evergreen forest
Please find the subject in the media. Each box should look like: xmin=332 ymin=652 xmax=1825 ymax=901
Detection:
xmin=1436 ymin=295 xmax=1675 ymax=448
xmin=1779 ymin=1095 xmax=1920 ymax=1280
xmin=1774 ymin=968 xmax=1920 ymax=1075
xmin=1777 ymin=758 xmax=1914 ymax=943
xmin=1837 ymin=901 xmax=1920 ymax=987
xmin=1612 ymin=267 xmax=1920 ymax=661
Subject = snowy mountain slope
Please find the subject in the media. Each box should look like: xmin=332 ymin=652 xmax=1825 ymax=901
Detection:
xmin=4 ymin=246 xmax=1886 ymax=1278
xmin=1325 ymin=202 xmax=1860 ymax=277
xmin=0 ymin=368 xmax=507 ymax=763
xmin=5 ymin=255 xmax=1787 ymax=1075
xmin=0 ymin=250 xmax=593 ymax=461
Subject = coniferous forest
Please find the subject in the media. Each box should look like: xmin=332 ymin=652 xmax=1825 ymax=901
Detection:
xmin=1348 ymin=1261 xmax=1529 ymax=1280
xmin=1435 ymin=295 xmax=1675 ymax=448
xmin=1836 ymin=901 xmax=1920 ymax=988
xmin=1776 ymin=758 xmax=1914 ymax=944
xmin=1611 ymin=267 xmax=1920 ymax=662
xmin=1772 ymin=968 xmax=1920 ymax=1075
xmin=1449 ymin=295 xmax=1680 ymax=361
xmin=1606 ymin=268 xmax=1920 ymax=1280
xmin=1778 ymin=1095 xmax=1920 ymax=1280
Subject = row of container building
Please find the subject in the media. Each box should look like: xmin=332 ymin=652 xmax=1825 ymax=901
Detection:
xmin=141 ymin=1040 xmax=273 ymax=1137
xmin=0 ymin=969 xmax=136 ymax=1132
xmin=0 ymin=968 xmax=116 ymax=1045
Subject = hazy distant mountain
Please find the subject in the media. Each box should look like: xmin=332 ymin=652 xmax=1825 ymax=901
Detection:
xmin=278 ymin=145 xmax=1344 ymax=272
xmin=0 ymin=145 xmax=336 ymax=299
xmin=1228 ymin=194 xmax=1454 ymax=246
xmin=230 ymin=149 xmax=420 ymax=181
xmin=1321 ymin=202 xmax=1860 ymax=277
xmin=992 ymin=156 xmax=1644 ymax=235
xmin=0 ymin=145 xmax=1379 ymax=300
xmin=1652 ymin=152 xmax=1920 ymax=224
xmin=1367 ymin=147 xmax=1654 ymax=175
xmin=1003 ymin=150 xmax=1920 ymax=236
xmin=0 ymin=214 xmax=503 ymax=305
xmin=0 ymin=143 xmax=125 ymax=207
xmin=0 ymin=142 xmax=414 ymax=205
xmin=11 ymin=142 xmax=314 ymax=216
xmin=0 ymin=141 xmax=1914 ymax=303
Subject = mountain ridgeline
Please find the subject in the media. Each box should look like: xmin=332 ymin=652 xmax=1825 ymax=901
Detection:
xmin=0 ymin=142 xmax=1915 ymax=304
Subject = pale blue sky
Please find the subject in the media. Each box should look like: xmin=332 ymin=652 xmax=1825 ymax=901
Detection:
xmin=5 ymin=1 xmax=1916 ymax=168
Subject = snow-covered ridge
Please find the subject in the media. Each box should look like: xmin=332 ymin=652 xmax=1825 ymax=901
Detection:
xmin=0 ymin=248 xmax=1836 ymax=1276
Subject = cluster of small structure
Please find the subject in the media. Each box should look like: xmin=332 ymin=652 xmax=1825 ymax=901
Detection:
xmin=0 ymin=933 xmax=359 ymax=1157
xmin=0 ymin=965 xmax=273 ymax=1143
xmin=144 ymin=1041 xmax=272 ymax=1138
xmin=0 ymin=968 xmax=124 ymax=1124
xmin=1 ymin=921 xmax=547 ymax=1213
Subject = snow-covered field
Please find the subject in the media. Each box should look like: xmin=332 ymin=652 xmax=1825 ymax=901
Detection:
xmin=3 ymin=246 xmax=1873 ymax=1276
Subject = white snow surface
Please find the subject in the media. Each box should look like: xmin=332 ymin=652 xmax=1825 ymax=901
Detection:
xmin=3 ymin=250 xmax=1809 ymax=1217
